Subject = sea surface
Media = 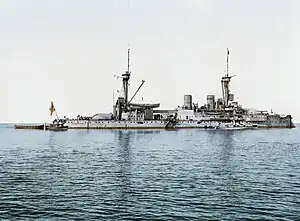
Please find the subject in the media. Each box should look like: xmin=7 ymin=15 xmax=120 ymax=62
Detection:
xmin=0 ymin=124 xmax=299 ymax=220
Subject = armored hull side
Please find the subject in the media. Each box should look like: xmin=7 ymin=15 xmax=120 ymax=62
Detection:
xmin=66 ymin=120 xmax=167 ymax=129
xmin=65 ymin=119 xmax=256 ymax=129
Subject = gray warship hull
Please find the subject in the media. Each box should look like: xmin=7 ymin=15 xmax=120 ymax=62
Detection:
xmin=63 ymin=48 xmax=295 ymax=130
xmin=64 ymin=113 xmax=294 ymax=129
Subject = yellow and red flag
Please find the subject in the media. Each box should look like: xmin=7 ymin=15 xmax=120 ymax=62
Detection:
xmin=49 ymin=101 xmax=55 ymax=116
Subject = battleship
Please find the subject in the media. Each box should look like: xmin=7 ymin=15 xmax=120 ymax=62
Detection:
xmin=60 ymin=48 xmax=295 ymax=130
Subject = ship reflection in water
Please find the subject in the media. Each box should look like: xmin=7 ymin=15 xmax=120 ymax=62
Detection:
xmin=115 ymin=130 xmax=133 ymax=201
xmin=113 ymin=130 xmax=162 ymax=204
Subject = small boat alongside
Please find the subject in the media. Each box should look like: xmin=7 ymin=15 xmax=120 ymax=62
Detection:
xmin=47 ymin=125 xmax=68 ymax=131
xmin=221 ymin=125 xmax=255 ymax=130
xmin=15 ymin=124 xmax=45 ymax=130
xmin=46 ymin=117 xmax=68 ymax=132
xmin=215 ymin=121 xmax=258 ymax=130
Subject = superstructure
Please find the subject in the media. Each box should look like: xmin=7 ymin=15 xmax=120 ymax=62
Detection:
xmin=63 ymin=48 xmax=295 ymax=129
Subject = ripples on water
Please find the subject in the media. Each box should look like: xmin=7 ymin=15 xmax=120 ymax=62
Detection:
xmin=0 ymin=125 xmax=299 ymax=220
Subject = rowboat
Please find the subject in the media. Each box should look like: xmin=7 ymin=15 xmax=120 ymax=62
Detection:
xmin=15 ymin=124 xmax=45 ymax=130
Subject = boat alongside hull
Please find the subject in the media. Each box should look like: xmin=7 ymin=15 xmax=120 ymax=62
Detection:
xmin=47 ymin=126 xmax=68 ymax=131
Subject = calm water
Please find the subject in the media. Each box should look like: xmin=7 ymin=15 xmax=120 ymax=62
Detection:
xmin=0 ymin=124 xmax=299 ymax=220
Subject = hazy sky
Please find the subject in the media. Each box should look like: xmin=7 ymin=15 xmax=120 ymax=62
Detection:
xmin=1 ymin=0 xmax=299 ymax=122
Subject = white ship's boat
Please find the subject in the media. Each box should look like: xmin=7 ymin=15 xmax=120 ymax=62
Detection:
xmin=216 ymin=122 xmax=258 ymax=130
xmin=62 ymin=48 xmax=295 ymax=130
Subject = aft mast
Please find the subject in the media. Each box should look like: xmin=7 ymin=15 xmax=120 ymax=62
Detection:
xmin=226 ymin=48 xmax=229 ymax=77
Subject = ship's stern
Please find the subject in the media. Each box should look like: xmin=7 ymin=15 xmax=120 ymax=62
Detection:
xmin=288 ymin=115 xmax=296 ymax=128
